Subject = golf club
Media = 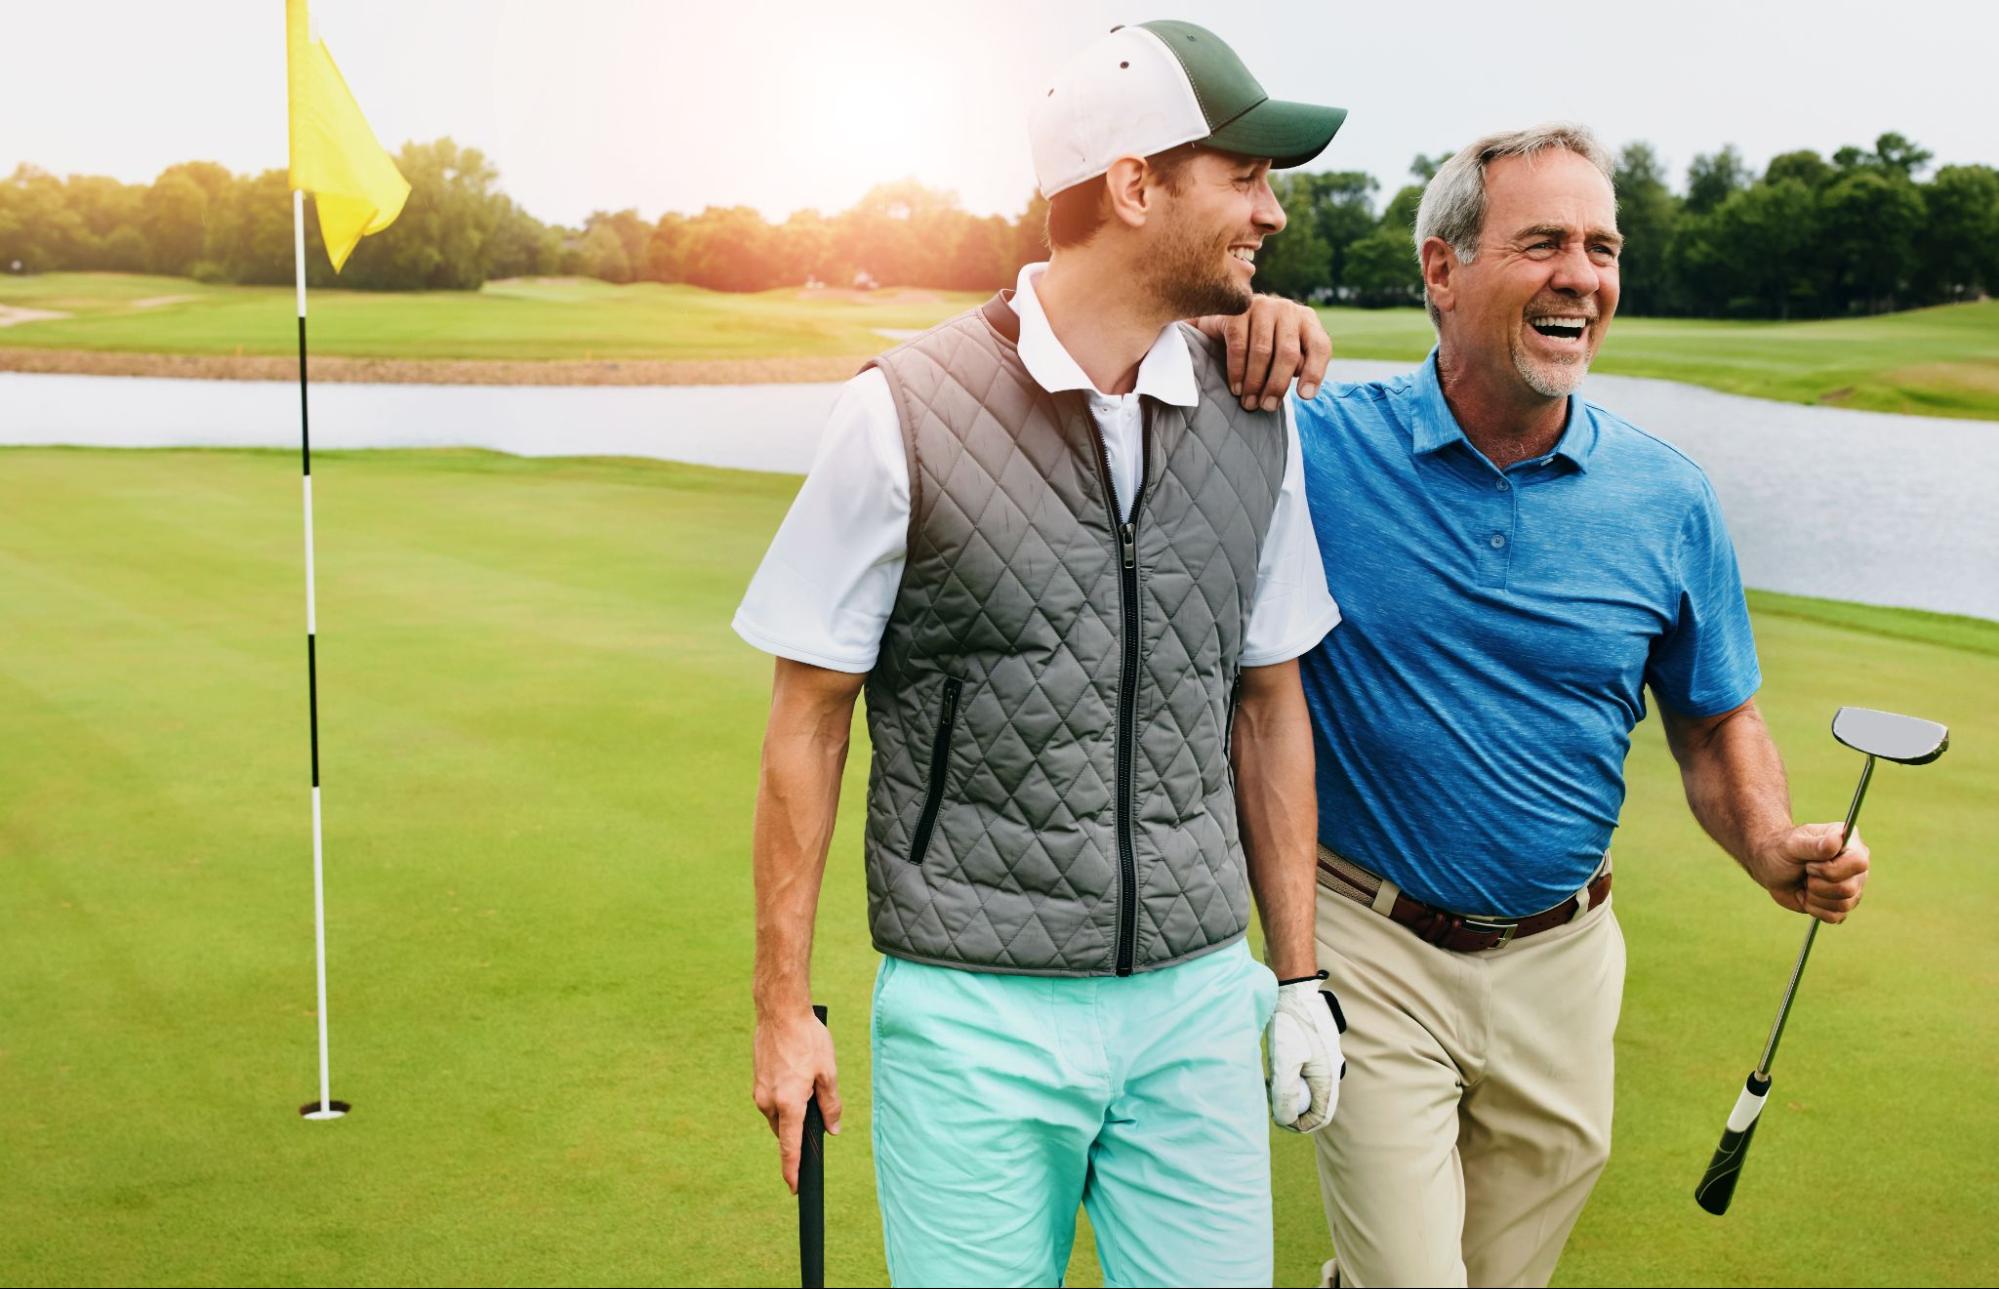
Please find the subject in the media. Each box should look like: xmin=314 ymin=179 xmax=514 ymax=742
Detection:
xmin=1694 ymin=706 xmax=1949 ymax=1215
xmin=800 ymin=1003 xmax=828 ymax=1289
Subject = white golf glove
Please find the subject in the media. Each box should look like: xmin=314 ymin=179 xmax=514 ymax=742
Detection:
xmin=1266 ymin=971 xmax=1347 ymax=1133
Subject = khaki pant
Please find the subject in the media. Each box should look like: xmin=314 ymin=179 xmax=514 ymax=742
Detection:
xmin=1312 ymin=855 xmax=1625 ymax=1288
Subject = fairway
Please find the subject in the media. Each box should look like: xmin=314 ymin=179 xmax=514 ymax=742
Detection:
xmin=2 ymin=447 xmax=1995 ymax=1287
xmin=3 ymin=272 xmax=1997 ymax=420
xmin=0 ymin=273 xmax=986 ymax=364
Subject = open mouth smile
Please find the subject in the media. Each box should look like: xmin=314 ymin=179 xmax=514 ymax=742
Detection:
xmin=1529 ymin=315 xmax=1589 ymax=342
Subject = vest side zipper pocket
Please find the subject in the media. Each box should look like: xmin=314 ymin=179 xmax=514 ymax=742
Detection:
xmin=907 ymin=677 xmax=963 ymax=865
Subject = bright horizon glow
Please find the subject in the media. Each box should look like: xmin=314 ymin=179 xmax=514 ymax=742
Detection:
xmin=3 ymin=0 xmax=1996 ymax=227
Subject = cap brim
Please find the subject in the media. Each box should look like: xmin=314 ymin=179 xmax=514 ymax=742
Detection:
xmin=1202 ymin=99 xmax=1347 ymax=169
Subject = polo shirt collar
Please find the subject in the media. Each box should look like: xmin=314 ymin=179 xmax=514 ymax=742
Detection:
xmin=1413 ymin=347 xmax=1596 ymax=472
xmin=1010 ymin=262 xmax=1199 ymax=407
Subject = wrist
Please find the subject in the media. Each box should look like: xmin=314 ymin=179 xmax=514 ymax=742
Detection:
xmin=1266 ymin=945 xmax=1318 ymax=982
xmin=1742 ymin=823 xmax=1798 ymax=885
xmin=753 ymin=979 xmax=812 ymax=1021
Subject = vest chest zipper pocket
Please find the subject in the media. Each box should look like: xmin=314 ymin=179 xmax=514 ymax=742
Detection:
xmin=907 ymin=677 xmax=963 ymax=865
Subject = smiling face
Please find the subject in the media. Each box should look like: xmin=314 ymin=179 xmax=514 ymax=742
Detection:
xmin=1144 ymin=148 xmax=1286 ymax=319
xmin=1431 ymin=149 xmax=1622 ymax=400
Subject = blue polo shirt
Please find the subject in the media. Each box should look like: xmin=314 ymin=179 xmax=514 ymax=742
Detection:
xmin=1295 ymin=352 xmax=1761 ymax=918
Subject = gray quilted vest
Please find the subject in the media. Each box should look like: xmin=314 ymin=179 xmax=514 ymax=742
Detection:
xmin=861 ymin=293 xmax=1286 ymax=977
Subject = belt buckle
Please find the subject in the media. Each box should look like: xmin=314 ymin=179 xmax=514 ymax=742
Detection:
xmin=1459 ymin=915 xmax=1518 ymax=947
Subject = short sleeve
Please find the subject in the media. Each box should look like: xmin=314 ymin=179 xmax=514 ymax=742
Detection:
xmin=730 ymin=369 xmax=909 ymax=673
xmin=1645 ymin=476 xmax=1761 ymax=716
xmin=1240 ymin=397 xmax=1342 ymax=667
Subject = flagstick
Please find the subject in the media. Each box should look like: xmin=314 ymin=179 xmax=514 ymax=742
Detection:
xmin=295 ymin=189 xmax=347 ymax=1122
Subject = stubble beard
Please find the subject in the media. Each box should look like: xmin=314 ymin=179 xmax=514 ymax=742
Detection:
xmin=1148 ymin=219 xmax=1252 ymax=321
xmin=1509 ymin=329 xmax=1591 ymax=399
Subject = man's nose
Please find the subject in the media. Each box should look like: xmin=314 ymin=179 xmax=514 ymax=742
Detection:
xmin=1548 ymin=242 xmax=1599 ymax=296
xmin=1253 ymin=176 xmax=1286 ymax=234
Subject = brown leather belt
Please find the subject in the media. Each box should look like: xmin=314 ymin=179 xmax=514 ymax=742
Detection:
xmin=1318 ymin=850 xmax=1611 ymax=954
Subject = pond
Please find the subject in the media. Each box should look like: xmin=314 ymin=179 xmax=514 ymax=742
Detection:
xmin=3 ymin=366 xmax=1994 ymax=621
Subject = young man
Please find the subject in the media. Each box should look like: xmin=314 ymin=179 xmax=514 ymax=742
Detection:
xmin=736 ymin=21 xmax=1348 ymax=1286
xmin=1277 ymin=124 xmax=1873 ymax=1287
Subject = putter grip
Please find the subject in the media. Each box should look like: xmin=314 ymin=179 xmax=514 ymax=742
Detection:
xmin=1695 ymin=1071 xmax=1772 ymax=1215
xmin=799 ymin=1003 xmax=828 ymax=1289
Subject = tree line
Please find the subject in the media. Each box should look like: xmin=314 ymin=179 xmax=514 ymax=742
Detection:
xmin=0 ymin=138 xmax=1045 ymax=295
xmin=3 ymin=131 xmax=1993 ymax=317
xmin=1256 ymin=132 xmax=1999 ymax=319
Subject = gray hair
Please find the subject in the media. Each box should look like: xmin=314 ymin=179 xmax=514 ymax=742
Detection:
xmin=1413 ymin=123 xmax=1617 ymax=326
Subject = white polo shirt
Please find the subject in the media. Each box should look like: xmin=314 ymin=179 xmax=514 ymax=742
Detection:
xmin=733 ymin=262 xmax=1339 ymax=673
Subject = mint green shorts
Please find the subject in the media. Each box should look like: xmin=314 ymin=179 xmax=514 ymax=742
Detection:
xmin=870 ymin=940 xmax=1279 ymax=1287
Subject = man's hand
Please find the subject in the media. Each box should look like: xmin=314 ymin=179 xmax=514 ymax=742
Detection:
xmin=1192 ymin=294 xmax=1332 ymax=409
xmin=1746 ymin=823 xmax=1871 ymax=923
xmin=1267 ymin=978 xmax=1346 ymax=1133
xmin=753 ymin=1006 xmax=843 ymax=1194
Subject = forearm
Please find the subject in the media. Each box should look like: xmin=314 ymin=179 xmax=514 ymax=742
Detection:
xmin=752 ymin=665 xmax=861 ymax=1017
xmin=1666 ymin=699 xmax=1793 ymax=869
xmin=1233 ymin=661 xmax=1319 ymax=979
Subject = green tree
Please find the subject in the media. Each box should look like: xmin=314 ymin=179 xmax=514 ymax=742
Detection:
xmin=485 ymin=199 xmax=561 ymax=279
xmin=1685 ymin=145 xmax=1748 ymax=215
xmin=0 ymin=165 xmax=86 ymax=272
xmin=217 ymin=168 xmax=302 ymax=284
xmin=62 ymin=174 xmax=146 ymax=267
xmin=1612 ymin=142 xmax=1679 ymax=315
xmin=679 ymin=205 xmax=781 ymax=292
xmin=337 ymin=138 xmax=504 ymax=290
xmin=1915 ymin=164 xmax=1999 ymax=301
xmin=142 ymin=171 xmax=210 ymax=275
xmin=579 ymin=209 xmax=649 ymax=283
xmin=1013 ymin=190 xmax=1050 ymax=271
xmin=1408 ymin=151 xmax=1453 ymax=183
xmin=1343 ymin=225 xmax=1421 ymax=307
xmin=1700 ymin=179 xmax=1825 ymax=318
xmin=1819 ymin=168 xmax=1926 ymax=312
xmin=1765 ymin=149 xmax=1832 ymax=189
xmin=576 ymin=223 xmax=630 ymax=283
xmin=1871 ymin=131 xmax=1934 ymax=178
xmin=1378 ymin=183 xmax=1423 ymax=235
xmin=1255 ymin=172 xmax=1334 ymax=300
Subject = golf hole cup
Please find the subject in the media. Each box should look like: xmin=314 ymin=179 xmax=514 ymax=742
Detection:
xmin=299 ymin=1099 xmax=350 ymax=1120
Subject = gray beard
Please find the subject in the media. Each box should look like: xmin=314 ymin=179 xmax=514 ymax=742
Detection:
xmin=1511 ymin=340 xmax=1589 ymax=399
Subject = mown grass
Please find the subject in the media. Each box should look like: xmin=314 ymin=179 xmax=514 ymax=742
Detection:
xmin=1314 ymin=300 xmax=1999 ymax=421
xmin=0 ymin=272 xmax=985 ymax=363
xmin=0 ymin=446 xmax=1993 ymax=1286
xmin=2 ymin=272 xmax=1996 ymax=420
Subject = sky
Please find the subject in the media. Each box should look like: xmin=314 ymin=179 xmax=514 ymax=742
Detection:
xmin=5 ymin=0 xmax=1996 ymax=227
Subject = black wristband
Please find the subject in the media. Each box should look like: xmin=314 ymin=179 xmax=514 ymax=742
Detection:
xmin=1276 ymin=969 xmax=1329 ymax=987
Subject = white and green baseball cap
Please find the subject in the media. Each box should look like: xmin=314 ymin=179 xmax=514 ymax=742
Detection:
xmin=1029 ymin=20 xmax=1346 ymax=198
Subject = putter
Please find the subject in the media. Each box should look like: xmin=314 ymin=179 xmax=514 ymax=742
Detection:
xmin=799 ymin=1003 xmax=828 ymax=1289
xmin=1694 ymin=707 xmax=1949 ymax=1215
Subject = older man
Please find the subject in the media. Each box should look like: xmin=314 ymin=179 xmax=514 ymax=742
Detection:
xmin=1275 ymin=125 xmax=1875 ymax=1287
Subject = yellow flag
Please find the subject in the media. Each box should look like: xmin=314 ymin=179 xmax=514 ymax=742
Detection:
xmin=286 ymin=0 xmax=409 ymax=272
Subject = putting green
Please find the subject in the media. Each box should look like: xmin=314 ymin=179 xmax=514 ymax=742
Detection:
xmin=1 ymin=447 xmax=1992 ymax=1286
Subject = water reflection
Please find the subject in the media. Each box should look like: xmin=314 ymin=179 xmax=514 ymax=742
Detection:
xmin=3 ymin=366 xmax=1994 ymax=621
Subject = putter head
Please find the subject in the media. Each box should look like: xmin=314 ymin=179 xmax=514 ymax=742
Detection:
xmin=1831 ymin=707 xmax=1949 ymax=765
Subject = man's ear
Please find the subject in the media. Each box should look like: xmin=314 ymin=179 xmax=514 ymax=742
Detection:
xmin=1419 ymin=236 xmax=1460 ymax=316
xmin=1103 ymin=156 xmax=1155 ymax=231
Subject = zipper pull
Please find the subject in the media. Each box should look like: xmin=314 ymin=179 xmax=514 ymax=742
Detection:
xmin=942 ymin=684 xmax=958 ymax=719
xmin=1120 ymin=522 xmax=1136 ymax=569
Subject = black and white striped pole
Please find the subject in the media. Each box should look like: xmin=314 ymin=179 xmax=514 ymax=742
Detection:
xmin=294 ymin=188 xmax=348 ymax=1122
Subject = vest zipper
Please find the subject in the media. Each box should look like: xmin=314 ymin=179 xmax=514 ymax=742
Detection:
xmin=907 ymin=677 xmax=962 ymax=865
xmin=1089 ymin=403 xmax=1148 ymax=976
